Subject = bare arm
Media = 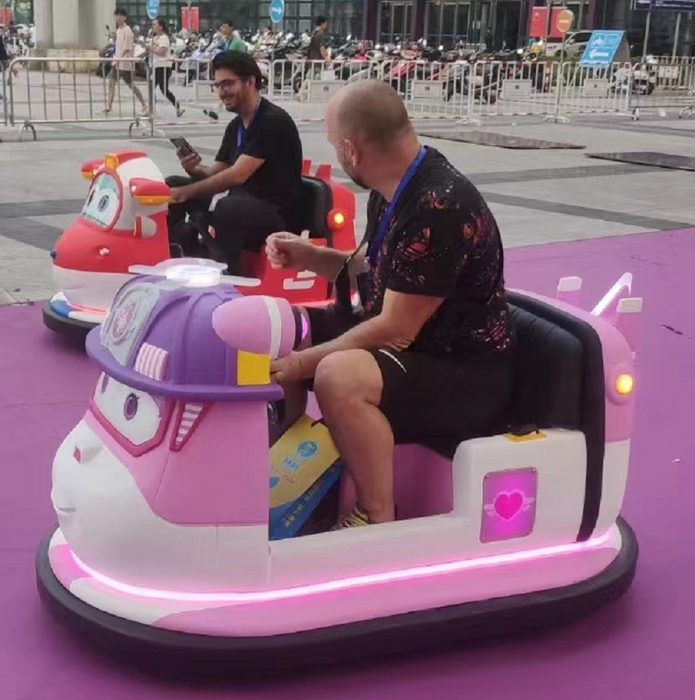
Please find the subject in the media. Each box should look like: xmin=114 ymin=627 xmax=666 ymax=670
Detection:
xmin=187 ymin=160 xmax=228 ymax=181
xmin=304 ymin=246 xmax=365 ymax=280
xmin=296 ymin=290 xmax=443 ymax=377
xmin=183 ymin=155 xmax=264 ymax=197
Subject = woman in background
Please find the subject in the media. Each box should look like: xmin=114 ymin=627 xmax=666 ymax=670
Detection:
xmin=149 ymin=17 xmax=184 ymax=117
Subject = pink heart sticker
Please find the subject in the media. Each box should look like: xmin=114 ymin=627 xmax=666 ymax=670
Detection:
xmin=493 ymin=491 xmax=524 ymax=520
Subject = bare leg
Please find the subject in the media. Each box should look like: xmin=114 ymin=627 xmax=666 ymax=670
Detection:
xmin=105 ymin=73 xmax=116 ymax=112
xmin=130 ymin=83 xmax=147 ymax=109
xmin=314 ymin=350 xmax=395 ymax=524
xmin=120 ymin=70 xmax=146 ymax=110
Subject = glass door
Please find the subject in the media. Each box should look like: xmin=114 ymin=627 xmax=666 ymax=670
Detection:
xmin=425 ymin=1 xmax=470 ymax=48
xmin=380 ymin=1 xmax=414 ymax=43
xmin=494 ymin=0 xmax=523 ymax=50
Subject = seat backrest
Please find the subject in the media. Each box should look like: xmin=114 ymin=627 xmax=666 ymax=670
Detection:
xmin=291 ymin=176 xmax=334 ymax=242
xmin=506 ymin=293 xmax=606 ymax=442
xmin=507 ymin=292 xmax=607 ymax=543
xmin=507 ymin=304 xmax=583 ymax=430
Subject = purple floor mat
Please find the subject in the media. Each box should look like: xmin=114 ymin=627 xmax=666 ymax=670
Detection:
xmin=1 ymin=228 xmax=694 ymax=699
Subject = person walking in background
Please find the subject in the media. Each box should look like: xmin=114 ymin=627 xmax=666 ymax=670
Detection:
xmin=219 ymin=19 xmax=247 ymax=53
xmin=300 ymin=16 xmax=330 ymax=99
xmin=308 ymin=16 xmax=330 ymax=65
xmin=104 ymin=7 xmax=148 ymax=116
xmin=0 ymin=30 xmax=8 ymax=102
xmin=148 ymin=17 xmax=184 ymax=118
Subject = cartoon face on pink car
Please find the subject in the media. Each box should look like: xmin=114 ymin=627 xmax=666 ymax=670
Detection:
xmin=48 ymin=152 xmax=172 ymax=325
xmin=51 ymin=263 xmax=301 ymax=591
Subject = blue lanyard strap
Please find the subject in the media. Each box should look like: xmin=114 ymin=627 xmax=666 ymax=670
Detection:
xmin=236 ymin=98 xmax=262 ymax=153
xmin=368 ymin=146 xmax=427 ymax=265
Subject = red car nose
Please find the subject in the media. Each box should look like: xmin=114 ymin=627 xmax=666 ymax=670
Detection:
xmin=53 ymin=218 xmax=127 ymax=274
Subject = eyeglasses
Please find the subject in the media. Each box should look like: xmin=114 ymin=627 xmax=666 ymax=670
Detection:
xmin=213 ymin=78 xmax=241 ymax=91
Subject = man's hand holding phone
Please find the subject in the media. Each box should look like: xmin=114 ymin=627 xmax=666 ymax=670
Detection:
xmin=171 ymin=137 xmax=203 ymax=177
xmin=179 ymin=150 xmax=202 ymax=176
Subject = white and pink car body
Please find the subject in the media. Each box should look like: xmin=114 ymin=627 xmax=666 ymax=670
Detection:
xmin=48 ymin=152 xmax=171 ymax=327
xmin=41 ymin=263 xmax=641 ymax=666
xmin=44 ymin=151 xmax=358 ymax=343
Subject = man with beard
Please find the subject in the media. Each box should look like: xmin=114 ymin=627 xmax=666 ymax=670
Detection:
xmin=266 ymin=80 xmax=516 ymax=530
xmin=167 ymin=51 xmax=302 ymax=274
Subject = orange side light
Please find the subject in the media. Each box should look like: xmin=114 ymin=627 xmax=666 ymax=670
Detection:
xmin=327 ymin=209 xmax=346 ymax=231
xmin=104 ymin=153 xmax=120 ymax=170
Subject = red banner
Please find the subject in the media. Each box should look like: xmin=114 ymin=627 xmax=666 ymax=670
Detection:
xmin=529 ymin=7 xmax=565 ymax=40
xmin=0 ymin=8 xmax=13 ymax=26
xmin=181 ymin=6 xmax=200 ymax=32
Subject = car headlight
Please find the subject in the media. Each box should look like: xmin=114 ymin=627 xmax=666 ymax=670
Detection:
xmin=607 ymin=368 xmax=635 ymax=405
xmin=616 ymin=374 xmax=634 ymax=396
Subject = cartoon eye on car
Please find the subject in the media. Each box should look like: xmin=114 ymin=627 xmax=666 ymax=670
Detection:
xmin=37 ymin=262 xmax=641 ymax=677
xmin=43 ymin=151 xmax=357 ymax=344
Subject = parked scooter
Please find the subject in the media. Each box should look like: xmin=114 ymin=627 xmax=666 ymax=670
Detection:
xmin=610 ymin=56 xmax=656 ymax=96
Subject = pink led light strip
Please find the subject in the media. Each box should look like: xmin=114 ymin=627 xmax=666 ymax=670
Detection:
xmin=69 ymin=529 xmax=614 ymax=604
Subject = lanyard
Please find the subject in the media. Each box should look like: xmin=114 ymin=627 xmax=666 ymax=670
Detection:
xmin=236 ymin=98 xmax=262 ymax=154
xmin=368 ymin=146 xmax=427 ymax=265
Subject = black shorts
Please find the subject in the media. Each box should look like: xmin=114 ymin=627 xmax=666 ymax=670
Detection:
xmin=305 ymin=306 xmax=515 ymax=455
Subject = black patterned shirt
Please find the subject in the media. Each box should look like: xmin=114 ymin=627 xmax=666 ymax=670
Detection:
xmin=361 ymin=147 xmax=514 ymax=359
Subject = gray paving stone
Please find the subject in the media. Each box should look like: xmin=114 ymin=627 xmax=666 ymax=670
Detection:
xmin=0 ymin=217 xmax=62 ymax=251
xmin=0 ymin=113 xmax=694 ymax=298
xmin=482 ymin=192 xmax=693 ymax=231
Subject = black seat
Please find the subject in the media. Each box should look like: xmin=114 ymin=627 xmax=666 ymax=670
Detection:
xmin=418 ymin=292 xmax=606 ymax=542
xmin=506 ymin=304 xmax=583 ymax=431
xmin=506 ymin=293 xmax=607 ymax=542
xmin=290 ymin=177 xmax=334 ymax=242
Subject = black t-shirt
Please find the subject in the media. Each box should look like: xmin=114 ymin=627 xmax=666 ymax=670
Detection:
xmin=307 ymin=30 xmax=327 ymax=61
xmin=360 ymin=147 xmax=515 ymax=360
xmin=215 ymin=98 xmax=303 ymax=223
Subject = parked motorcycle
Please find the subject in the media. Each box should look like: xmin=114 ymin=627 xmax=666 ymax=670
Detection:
xmin=610 ymin=56 xmax=656 ymax=96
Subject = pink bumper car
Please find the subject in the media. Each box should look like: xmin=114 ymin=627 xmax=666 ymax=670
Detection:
xmin=36 ymin=264 xmax=641 ymax=676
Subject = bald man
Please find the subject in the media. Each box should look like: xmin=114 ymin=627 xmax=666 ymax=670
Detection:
xmin=267 ymin=81 xmax=515 ymax=529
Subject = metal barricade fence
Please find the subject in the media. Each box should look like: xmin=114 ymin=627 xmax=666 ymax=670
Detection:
xmin=464 ymin=61 xmax=632 ymax=122
xmin=166 ymin=55 xmax=219 ymax=123
xmin=1 ymin=64 xmax=7 ymax=127
xmin=264 ymin=58 xmax=472 ymax=121
xmin=555 ymin=62 xmax=632 ymax=116
xmin=262 ymin=59 xmax=635 ymax=124
xmin=627 ymin=60 xmax=695 ymax=119
xmin=465 ymin=61 xmax=552 ymax=121
xmin=7 ymin=56 xmax=150 ymax=138
xmin=8 ymin=54 xmax=688 ymax=135
xmin=401 ymin=61 xmax=470 ymax=120
xmin=267 ymin=58 xmax=383 ymax=121
xmin=164 ymin=57 xmax=378 ymax=125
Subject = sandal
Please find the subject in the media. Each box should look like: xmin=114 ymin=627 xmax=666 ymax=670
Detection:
xmin=331 ymin=504 xmax=372 ymax=530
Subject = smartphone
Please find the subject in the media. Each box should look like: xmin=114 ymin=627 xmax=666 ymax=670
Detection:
xmin=170 ymin=137 xmax=199 ymax=159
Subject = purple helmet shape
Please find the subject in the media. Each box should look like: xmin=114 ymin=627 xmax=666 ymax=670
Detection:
xmin=85 ymin=261 xmax=299 ymax=403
